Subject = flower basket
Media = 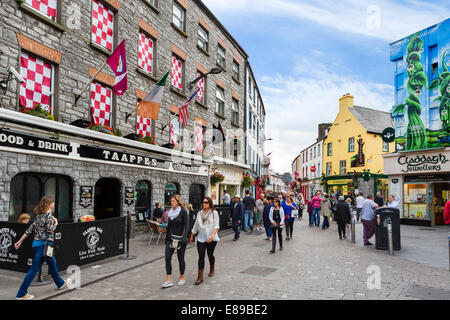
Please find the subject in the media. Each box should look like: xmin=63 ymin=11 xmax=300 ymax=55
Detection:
xmin=210 ymin=172 xmax=225 ymax=185
xmin=137 ymin=134 xmax=156 ymax=145
xmin=90 ymin=123 xmax=115 ymax=135
xmin=241 ymin=174 xmax=253 ymax=189
xmin=21 ymin=104 xmax=55 ymax=121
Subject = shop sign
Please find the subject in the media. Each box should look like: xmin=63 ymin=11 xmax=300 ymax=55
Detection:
xmin=404 ymin=174 xmax=450 ymax=183
xmin=125 ymin=187 xmax=134 ymax=206
xmin=80 ymin=186 xmax=93 ymax=208
xmin=327 ymin=179 xmax=351 ymax=185
xmin=0 ymin=129 xmax=71 ymax=155
xmin=398 ymin=153 xmax=449 ymax=173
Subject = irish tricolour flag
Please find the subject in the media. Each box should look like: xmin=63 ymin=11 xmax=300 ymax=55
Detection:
xmin=137 ymin=72 xmax=169 ymax=120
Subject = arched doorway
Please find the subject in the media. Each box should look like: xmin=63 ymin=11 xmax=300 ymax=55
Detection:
xmin=164 ymin=182 xmax=180 ymax=208
xmin=135 ymin=180 xmax=152 ymax=222
xmin=94 ymin=178 xmax=121 ymax=220
xmin=189 ymin=184 xmax=205 ymax=211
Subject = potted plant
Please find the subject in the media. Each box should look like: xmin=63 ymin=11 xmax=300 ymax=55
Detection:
xmin=210 ymin=172 xmax=225 ymax=185
xmin=21 ymin=103 xmax=55 ymax=121
xmin=137 ymin=134 xmax=156 ymax=145
xmin=89 ymin=123 xmax=115 ymax=135
xmin=241 ymin=174 xmax=253 ymax=189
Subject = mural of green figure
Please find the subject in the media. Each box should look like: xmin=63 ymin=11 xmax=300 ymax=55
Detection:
xmin=430 ymin=49 xmax=450 ymax=133
xmin=393 ymin=33 xmax=428 ymax=150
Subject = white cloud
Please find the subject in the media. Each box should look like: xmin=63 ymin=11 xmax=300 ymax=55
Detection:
xmin=202 ymin=0 xmax=450 ymax=42
xmin=261 ymin=59 xmax=394 ymax=173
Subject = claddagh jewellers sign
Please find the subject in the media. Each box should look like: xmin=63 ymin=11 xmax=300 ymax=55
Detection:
xmin=398 ymin=153 xmax=449 ymax=173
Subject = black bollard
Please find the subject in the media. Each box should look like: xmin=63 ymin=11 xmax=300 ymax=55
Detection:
xmin=119 ymin=211 xmax=137 ymax=260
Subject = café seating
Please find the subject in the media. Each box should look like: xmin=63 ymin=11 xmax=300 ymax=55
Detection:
xmin=146 ymin=219 xmax=166 ymax=246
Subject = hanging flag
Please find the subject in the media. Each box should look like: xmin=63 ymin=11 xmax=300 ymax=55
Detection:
xmin=137 ymin=71 xmax=169 ymax=120
xmin=178 ymin=88 xmax=200 ymax=128
xmin=106 ymin=40 xmax=128 ymax=96
xmin=212 ymin=121 xmax=226 ymax=145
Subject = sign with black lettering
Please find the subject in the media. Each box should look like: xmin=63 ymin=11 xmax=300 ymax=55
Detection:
xmin=80 ymin=186 xmax=93 ymax=208
xmin=0 ymin=129 xmax=71 ymax=155
xmin=125 ymin=187 xmax=134 ymax=206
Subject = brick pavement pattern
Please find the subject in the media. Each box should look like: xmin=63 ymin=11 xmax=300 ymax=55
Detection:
xmin=43 ymin=219 xmax=450 ymax=300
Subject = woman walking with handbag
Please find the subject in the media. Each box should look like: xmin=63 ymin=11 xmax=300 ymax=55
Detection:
xmin=14 ymin=196 xmax=66 ymax=300
xmin=162 ymin=195 xmax=190 ymax=288
xmin=297 ymin=193 xmax=305 ymax=220
xmin=189 ymin=197 xmax=220 ymax=285
xmin=282 ymin=196 xmax=298 ymax=240
xmin=269 ymin=199 xmax=285 ymax=253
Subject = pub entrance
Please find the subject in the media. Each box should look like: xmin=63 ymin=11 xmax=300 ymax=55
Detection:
xmin=189 ymin=184 xmax=205 ymax=211
xmin=94 ymin=178 xmax=121 ymax=220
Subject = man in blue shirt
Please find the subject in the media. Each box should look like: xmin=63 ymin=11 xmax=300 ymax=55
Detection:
xmin=361 ymin=195 xmax=379 ymax=245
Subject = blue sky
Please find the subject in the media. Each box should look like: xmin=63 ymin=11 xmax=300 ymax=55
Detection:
xmin=203 ymin=0 xmax=450 ymax=174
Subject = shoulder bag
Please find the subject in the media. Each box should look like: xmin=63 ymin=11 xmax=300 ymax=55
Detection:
xmin=42 ymin=214 xmax=55 ymax=260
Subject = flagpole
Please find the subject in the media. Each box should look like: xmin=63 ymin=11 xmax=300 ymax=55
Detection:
xmin=74 ymin=60 xmax=108 ymax=105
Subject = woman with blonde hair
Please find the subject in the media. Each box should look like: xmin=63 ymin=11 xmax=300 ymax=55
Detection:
xmin=14 ymin=197 xmax=66 ymax=300
xmin=162 ymin=194 xmax=190 ymax=288
xmin=190 ymin=197 xmax=219 ymax=285
xmin=18 ymin=213 xmax=30 ymax=224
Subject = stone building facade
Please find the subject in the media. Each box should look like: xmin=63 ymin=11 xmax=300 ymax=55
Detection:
xmin=0 ymin=0 xmax=249 ymax=226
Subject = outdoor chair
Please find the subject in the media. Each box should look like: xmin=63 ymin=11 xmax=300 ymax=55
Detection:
xmin=147 ymin=220 xmax=166 ymax=246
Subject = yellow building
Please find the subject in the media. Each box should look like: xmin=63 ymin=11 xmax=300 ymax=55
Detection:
xmin=322 ymin=94 xmax=395 ymax=197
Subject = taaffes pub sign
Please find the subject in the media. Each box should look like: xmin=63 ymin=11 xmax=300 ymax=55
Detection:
xmin=398 ymin=153 xmax=449 ymax=173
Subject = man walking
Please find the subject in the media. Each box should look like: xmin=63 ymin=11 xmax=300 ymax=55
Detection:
xmin=361 ymin=194 xmax=379 ymax=246
xmin=222 ymin=190 xmax=231 ymax=206
xmin=255 ymin=194 xmax=265 ymax=231
xmin=355 ymin=192 xmax=365 ymax=223
xmin=311 ymin=191 xmax=323 ymax=227
xmin=243 ymin=190 xmax=256 ymax=232
xmin=231 ymin=195 xmax=244 ymax=241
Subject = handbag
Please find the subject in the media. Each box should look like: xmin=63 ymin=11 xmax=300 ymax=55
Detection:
xmin=292 ymin=209 xmax=299 ymax=218
xmin=170 ymin=234 xmax=183 ymax=250
xmin=42 ymin=241 xmax=54 ymax=259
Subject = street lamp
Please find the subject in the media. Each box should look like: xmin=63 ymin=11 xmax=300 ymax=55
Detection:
xmin=189 ymin=67 xmax=222 ymax=91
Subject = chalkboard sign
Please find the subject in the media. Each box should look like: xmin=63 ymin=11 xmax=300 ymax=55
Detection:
xmin=80 ymin=186 xmax=93 ymax=208
xmin=125 ymin=187 xmax=134 ymax=206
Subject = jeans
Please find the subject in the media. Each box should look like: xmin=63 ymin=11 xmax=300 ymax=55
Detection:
xmin=285 ymin=219 xmax=294 ymax=238
xmin=356 ymin=208 xmax=362 ymax=222
xmin=197 ymin=241 xmax=217 ymax=270
xmin=165 ymin=241 xmax=187 ymax=275
xmin=322 ymin=216 xmax=329 ymax=229
xmin=265 ymin=226 xmax=273 ymax=238
xmin=243 ymin=210 xmax=254 ymax=232
xmin=311 ymin=207 xmax=321 ymax=226
xmin=232 ymin=219 xmax=241 ymax=240
xmin=17 ymin=245 xmax=65 ymax=298
xmin=337 ymin=222 xmax=346 ymax=238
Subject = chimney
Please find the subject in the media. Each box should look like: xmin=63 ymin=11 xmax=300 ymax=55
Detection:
xmin=339 ymin=93 xmax=354 ymax=112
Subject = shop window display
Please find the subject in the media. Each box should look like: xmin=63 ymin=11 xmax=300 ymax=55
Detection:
xmin=403 ymin=184 xmax=427 ymax=220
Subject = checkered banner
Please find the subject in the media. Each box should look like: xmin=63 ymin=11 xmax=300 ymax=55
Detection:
xmin=196 ymin=72 xmax=204 ymax=103
xmin=25 ymin=0 xmax=57 ymax=20
xmin=90 ymin=82 xmax=112 ymax=126
xmin=138 ymin=32 xmax=153 ymax=74
xmin=171 ymin=56 xmax=182 ymax=90
xmin=195 ymin=125 xmax=204 ymax=152
xmin=136 ymin=116 xmax=152 ymax=137
xmin=20 ymin=52 xmax=52 ymax=110
xmin=92 ymin=0 xmax=114 ymax=51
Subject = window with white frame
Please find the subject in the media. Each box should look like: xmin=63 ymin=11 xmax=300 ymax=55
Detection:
xmin=382 ymin=141 xmax=389 ymax=152
xmin=215 ymin=86 xmax=225 ymax=116
xmin=19 ymin=52 xmax=55 ymax=113
xmin=91 ymin=0 xmax=115 ymax=52
xmin=217 ymin=45 xmax=226 ymax=68
xmin=232 ymin=60 xmax=239 ymax=81
xmin=339 ymin=160 xmax=347 ymax=175
xmin=90 ymin=81 xmax=113 ymax=127
xmin=198 ymin=26 xmax=208 ymax=52
xmin=172 ymin=1 xmax=185 ymax=31
xmin=326 ymin=162 xmax=332 ymax=176
xmin=348 ymin=137 xmax=355 ymax=152
xmin=170 ymin=114 xmax=182 ymax=147
xmin=232 ymin=98 xmax=239 ymax=124
xmin=171 ymin=55 xmax=183 ymax=91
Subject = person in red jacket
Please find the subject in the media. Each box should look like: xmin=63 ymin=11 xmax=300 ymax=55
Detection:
xmin=444 ymin=200 xmax=450 ymax=226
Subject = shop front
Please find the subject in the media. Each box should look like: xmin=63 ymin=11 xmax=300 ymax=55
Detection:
xmin=383 ymin=148 xmax=450 ymax=226
xmin=211 ymin=160 xmax=249 ymax=205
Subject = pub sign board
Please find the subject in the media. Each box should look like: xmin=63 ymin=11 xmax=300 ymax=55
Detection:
xmin=80 ymin=186 xmax=93 ymax=208
xmin=125 ymin=187 xmax=134 ymax=206
xmin=0 ymin=129 xmax=71 ymax=155
xmin=0 ymin=217 xmax=125 ymax=273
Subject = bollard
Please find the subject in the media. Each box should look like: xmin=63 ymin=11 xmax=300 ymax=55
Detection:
xmin=119 ymin=211 xmax=137 ymax=260
xmin=387 ymin=223 xmax=394 ymax=255
xmin=351 ymin=220 xmax=356 ymax=243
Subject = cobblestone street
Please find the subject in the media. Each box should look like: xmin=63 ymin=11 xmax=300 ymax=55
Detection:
xmin=3 ymin=218 xmax=446 ymax=300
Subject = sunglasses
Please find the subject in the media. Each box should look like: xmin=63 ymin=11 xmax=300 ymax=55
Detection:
xmin=202 ymin=201 xmax=210 ymax=204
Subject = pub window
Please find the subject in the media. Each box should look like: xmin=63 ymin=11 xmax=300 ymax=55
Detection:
xmin=217 ymin=45 xmax=226 ymax=68
xmin=339 ymin=160 xmax=347 ymax=175
xmin=91 ymin=0 xmax=115 ymax=52
xmin=348 ymin=137 xmax=355 ymax=153
xmin=232 ymin=60 xmax=239 ymax=81
xmin=8 ymin=173 xmax=73 ymax=222
xmin=164 ymin=182 xmax=180 ymax=207
xmin=326 ymin=162 xmax=332 ymax=176
xmin=195 ymin=71 xmax=206 ymax=104
xmin=170 ymin=114 xmax=182 ymax=148
xmin=172 ymin=1 xmax=185 ymax=32
xmin=135 ymin=180 xmax=152 ymax=221
xmin=22 ymin=0 xmax=59 ymax=22
xmin=232 ymin=98 xmax=239 ymax=125
xmin=138 ymin=30 xmax=155 ymax=76
xmin=198 ymin=25 xmax=209 ymax=52
xmin=215 ymin=86 xmax=225 ymax=116
xmin=382 ymin=141 xmax=389 ymax=152
xmin=90 ymin=81 xmax=114 ymax=128
xmin=171 ymin=54 xmax=184 ymax=92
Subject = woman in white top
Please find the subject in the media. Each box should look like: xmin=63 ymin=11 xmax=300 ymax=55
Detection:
xmin=189 ymin=197 xmax=220 ymax=285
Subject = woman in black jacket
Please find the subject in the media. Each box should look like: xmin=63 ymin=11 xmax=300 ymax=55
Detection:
xmin=334 ymin=196 xmax=351 ymax=240
xmin=161 ymin=194 xmax=190 ymax=288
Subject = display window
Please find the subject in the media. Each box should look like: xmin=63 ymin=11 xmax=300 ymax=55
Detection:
xmin=403 ymin=183 xmax=428 ymax=220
